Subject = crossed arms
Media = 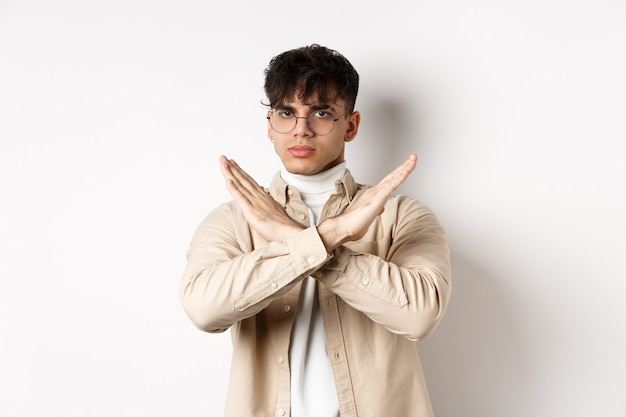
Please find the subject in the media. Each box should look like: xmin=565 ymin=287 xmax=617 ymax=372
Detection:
xmin=180 ymin=155 xmax=451 ymax=340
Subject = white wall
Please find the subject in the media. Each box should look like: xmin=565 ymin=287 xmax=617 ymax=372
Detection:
xmin=1 ymin=1 xmax=624 ymax=416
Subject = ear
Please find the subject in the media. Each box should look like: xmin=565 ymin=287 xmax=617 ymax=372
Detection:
xmin=344 ymin=111 xmax=360 ymax=143
xmin=267 ymin=111 xmax=273 ymax=140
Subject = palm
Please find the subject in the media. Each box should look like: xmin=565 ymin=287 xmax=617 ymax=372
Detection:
xmin=344 ymin=154 xmax=417 ymax=239
xmin=219 ymin=155 xmax=304 ymax=242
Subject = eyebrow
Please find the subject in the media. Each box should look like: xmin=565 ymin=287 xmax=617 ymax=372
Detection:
xmin=275 ymin=103 xmax=339 ymax=113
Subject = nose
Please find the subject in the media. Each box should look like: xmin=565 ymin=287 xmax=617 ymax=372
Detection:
xmin=293 ymin=116 xmax=314 ymax=137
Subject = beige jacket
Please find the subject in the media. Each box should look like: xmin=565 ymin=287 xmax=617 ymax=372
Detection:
xmin=180 ymin=170 xmax=451 ymax=417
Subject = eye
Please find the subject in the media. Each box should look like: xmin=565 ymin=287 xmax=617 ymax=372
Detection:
xmin=276 ymin=110 xmax=293 ymax=118
xmin=312 ymin=110 xmax=333 ymax=119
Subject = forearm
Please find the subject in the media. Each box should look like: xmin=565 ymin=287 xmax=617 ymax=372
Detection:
xmin=180 ymin=204 xmax=331 ymax=332
xmin=317 ymin=246 xmax=450 ymax=341
xmin=316 ymin=198 xmax=452 ymax=341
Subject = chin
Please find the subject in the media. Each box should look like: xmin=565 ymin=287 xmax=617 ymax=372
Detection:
xmin=284 ymin=164 xmax=323 ymax=176
xmin=286 ymin=167 xmax=317 ymax=175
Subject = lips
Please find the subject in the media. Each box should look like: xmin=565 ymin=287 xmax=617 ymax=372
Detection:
xmin=289 ymin=145 xmax=315 ymax=157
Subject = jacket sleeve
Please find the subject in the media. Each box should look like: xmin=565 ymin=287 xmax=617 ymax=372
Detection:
xmin=179 ymin=201 xmax=332 ymax=333
xmin=315 ymin=196 xmax=451 ymax=341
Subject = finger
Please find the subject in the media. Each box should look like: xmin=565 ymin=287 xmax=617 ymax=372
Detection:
xmin=219 ymin=155 xmax=237 ymax=182
xmin=223 ymin=178 xmax=255 ymax=209
xmin=377 ymin=154 xmax=418 ymax=191
xmin=220 ymin=156 xmax=270 ymax=205
xmin=224 ymin=158 xmax=266 ymax=197
xmin=228 ymin=159 xmax=260 ymax=185
xmin=219 ymin=156 xmax=254 ymax=204
xmin=393 ymin=154 xmax=417 ymax=177
xmin=219 ymin=157 xmax=254 ymax=192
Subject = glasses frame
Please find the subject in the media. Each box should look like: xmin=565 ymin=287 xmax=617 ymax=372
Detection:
xmin=266 ymin=109 xmax=349 ymax=136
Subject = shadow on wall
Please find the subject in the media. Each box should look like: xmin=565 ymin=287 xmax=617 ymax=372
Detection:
xmin=354 ymin=76 xmax=533 ymax=415
xmin=349 ymin=83 xmax=423 ymax=188
xmin=418 ymin=251 xmax=534 ymax=417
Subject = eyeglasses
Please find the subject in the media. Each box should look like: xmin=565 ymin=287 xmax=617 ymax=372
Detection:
xmin=267 ymin=109 xmax=347 ymax=136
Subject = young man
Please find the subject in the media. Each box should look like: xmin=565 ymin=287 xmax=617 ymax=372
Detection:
xmin=180 ymin=44 xmax=451 ymax=417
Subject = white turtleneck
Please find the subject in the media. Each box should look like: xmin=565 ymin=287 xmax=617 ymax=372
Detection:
xmin=280 ymin=161 xmax=346 ymax=417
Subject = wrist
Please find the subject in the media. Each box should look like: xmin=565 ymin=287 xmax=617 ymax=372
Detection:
xmin=317 ymin=218 xmax=349 ymax=252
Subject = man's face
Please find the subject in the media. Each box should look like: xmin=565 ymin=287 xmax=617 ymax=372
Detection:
xmin=267 ymin=95 xmax=360 ymax=176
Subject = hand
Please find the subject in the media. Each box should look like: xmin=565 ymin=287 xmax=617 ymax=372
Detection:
xmin=317 ymin=154 xmax=418 ymax=251
xmin=219 ymin=155 xmax=305 ymax=242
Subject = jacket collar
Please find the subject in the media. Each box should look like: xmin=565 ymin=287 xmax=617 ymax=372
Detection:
xmin=269 ymin=168 xmax=358 ymax=206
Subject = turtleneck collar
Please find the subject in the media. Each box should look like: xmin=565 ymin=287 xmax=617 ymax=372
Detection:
xmin=280 ymin=161 xmax=347 ymax=195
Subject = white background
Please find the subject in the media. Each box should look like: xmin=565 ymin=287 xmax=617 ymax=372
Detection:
xmin=1 ymin=1 xmax=625 ymax=416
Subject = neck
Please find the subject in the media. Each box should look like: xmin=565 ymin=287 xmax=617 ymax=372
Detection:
xmin=280 ymin=162 xmax=346 ymax=195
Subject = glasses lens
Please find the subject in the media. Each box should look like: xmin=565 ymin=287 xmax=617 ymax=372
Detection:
xmin=308 ymin=112 xmax=335 ymax=136
xmin=269 ymin=112 xmax=296 ymax=134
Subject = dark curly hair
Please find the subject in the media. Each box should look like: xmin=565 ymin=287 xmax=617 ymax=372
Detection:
xmin=263 ymin=44 xmax=359 ymax=114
